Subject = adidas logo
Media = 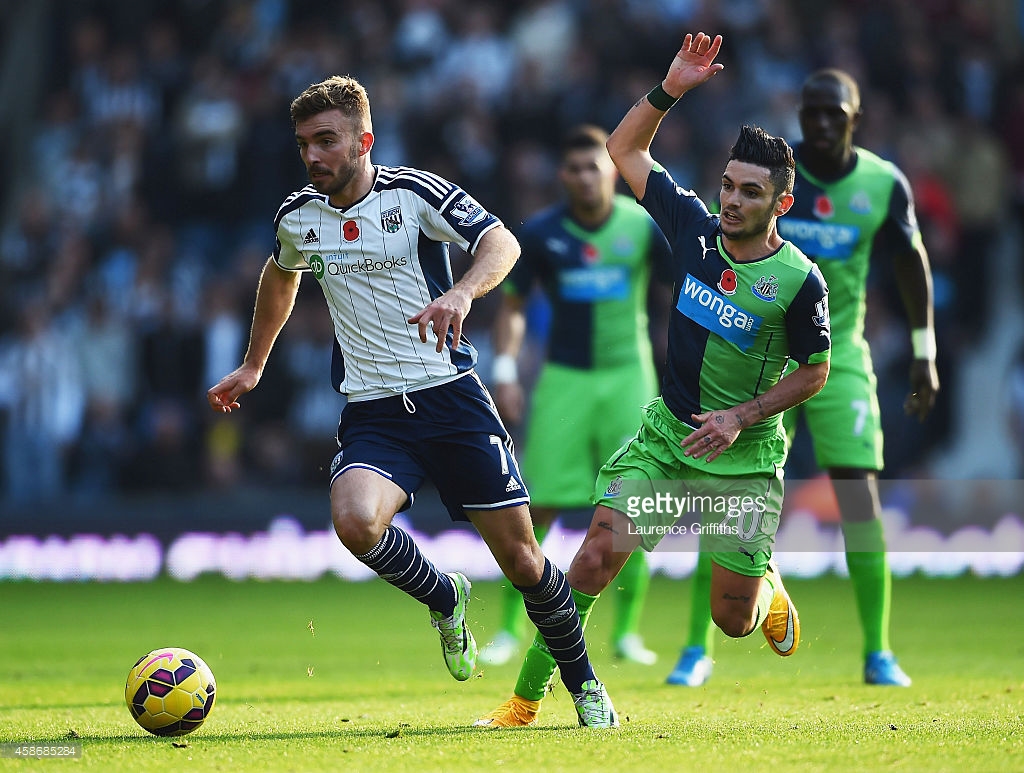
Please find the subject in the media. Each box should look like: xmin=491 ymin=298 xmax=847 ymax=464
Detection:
xmin=303 ymin=228 xmax=319 ymax=244
xmin=505 ymin=477 xmax=522 ymax=493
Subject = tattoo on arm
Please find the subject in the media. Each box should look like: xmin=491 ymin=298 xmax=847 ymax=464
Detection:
xmin=738 ymin=397 xmax=767 ymax=429
xmin=714 ymin=414 xmax=725 ymax=424
xmin=597 ymin=521 xmax=619 ymax=535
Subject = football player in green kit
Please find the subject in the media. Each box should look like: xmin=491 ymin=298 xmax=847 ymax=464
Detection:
xmin=480 ymin=124 xmax=673 ymax=669
xmin=668 ymin=69 xmax=939 ymax=688
xmin=475 ymin=32 xmax=831 ymax=728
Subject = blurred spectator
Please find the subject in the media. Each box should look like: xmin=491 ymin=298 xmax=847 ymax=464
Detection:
xmin=0 ymin=189 xmax=59 ymax=329
xmin=51 ymin=136 xmax=107 ymax=231
xmin=1010 ymin=344 xmax=1024 ymax=477
xmin=126 ymin=292 xmax=204 ymax=491
xmin=944 ymin=113 xmax=1011 ymax=341
xmin=32 ymin=90 xmax=83 ymax=192
xmin=214 ymin=0 xmax=285 ymax=73
xmin=174 ymin=54 xmax=246 ymax=225
xmin=392 ymin=0 xmax=451 ymax=73
xmin=84 ymin=46 xmax=159 ymax=131
xmin=433 ymin=5 xmax=516 ymax=106
xmin=0 ymin=300 xmax=85 ymax=503
xmin=998 ymin=76 xmax=1024 ymax=222
xmin=69 ymin=291 xmax=137 ymax=496
xmin=141 ymin=16 xmax=190 ymax=118
xmin=67 ymin=16 xmax=109 ymax=115
xmin=508 ymin=1 xmax=577 ymax=92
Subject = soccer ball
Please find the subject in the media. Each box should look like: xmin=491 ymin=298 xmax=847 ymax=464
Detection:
xmin=125 ymin=647 xmax=216 ymax=736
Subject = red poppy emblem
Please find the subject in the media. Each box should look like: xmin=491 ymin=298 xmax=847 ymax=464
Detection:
xmin=582 ymin=243 xmax=599 ymax=264
xmin=343 ymin=220 xmax=360 ymax=241
xmin=717 ymin=268 xmax=738 ymax=296
xmin=813 ymin=195 xmax=834 ymax=219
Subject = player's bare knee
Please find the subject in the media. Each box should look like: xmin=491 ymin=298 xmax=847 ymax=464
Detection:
xmin=501 ymin=542 xmax=544 ymax=587
xmin=712 ymin=607 xmax=755 ymax=639
xmin=566 ymin=541 xmax=614 ymax=595
xmin=331 ymin=507 xmax=384 ymax=555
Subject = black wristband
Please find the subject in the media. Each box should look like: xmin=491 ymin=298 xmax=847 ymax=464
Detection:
xmin=646 ymin=83 xmax=679 ymax=111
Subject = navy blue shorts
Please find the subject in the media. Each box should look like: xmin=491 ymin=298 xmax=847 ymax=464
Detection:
xmin=329 ymin=373 xmax=530 ymax=521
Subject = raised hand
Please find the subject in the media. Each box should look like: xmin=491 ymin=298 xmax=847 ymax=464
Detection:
xmin=664 ymin=32 xmax=724 ymax=97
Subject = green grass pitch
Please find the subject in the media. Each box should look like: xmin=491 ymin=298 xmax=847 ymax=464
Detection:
xmin=1 ymin=572 xmax=1022 ymax=772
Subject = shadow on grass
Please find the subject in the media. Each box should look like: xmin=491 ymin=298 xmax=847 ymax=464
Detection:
xmin=18 ymin=723 xmax=566 ymax=747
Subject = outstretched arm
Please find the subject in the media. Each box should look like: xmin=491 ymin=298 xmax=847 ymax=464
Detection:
xmin=606 ymin=32 xmax=724 ymax=200
xmin=408 ymin=225 xmax=521 ymax=352
xmin=207 ymin=258 xmax=301 ymax=413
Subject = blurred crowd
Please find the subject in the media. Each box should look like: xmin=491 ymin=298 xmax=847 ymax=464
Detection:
xmin=1 ymin=0 xmax=1022 ymax=506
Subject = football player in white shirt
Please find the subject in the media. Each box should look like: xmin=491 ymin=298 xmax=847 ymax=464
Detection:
xmin=207 ymin=76 xmax=616 ymax=727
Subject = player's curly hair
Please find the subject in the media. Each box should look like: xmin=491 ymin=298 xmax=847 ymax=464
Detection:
xmin=729 ymin=125 xmax=796 ymax=197
xmin=290 ymin=75 xmax=372 ymax=130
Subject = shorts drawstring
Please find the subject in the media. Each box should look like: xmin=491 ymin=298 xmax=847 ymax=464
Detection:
xmin=401 ymin=390 xmax=416 ymax=414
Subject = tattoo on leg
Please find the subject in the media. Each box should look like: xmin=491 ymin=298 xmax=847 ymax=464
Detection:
xmin=597 ymin=521 xmax=619 ymax=535
xmin=722 ymin=592 xmax=752 ymax=602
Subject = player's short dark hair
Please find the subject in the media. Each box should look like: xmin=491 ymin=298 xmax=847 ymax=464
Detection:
xmin=291 ymin=75 xmax=371 ymax=130
xmin=728 ymin=125 xmax=796 ymax=197
xmin=560 ymin=124 xmax=610 ymax=158
xmin=802 ymin=68 xmax=861 ymax=113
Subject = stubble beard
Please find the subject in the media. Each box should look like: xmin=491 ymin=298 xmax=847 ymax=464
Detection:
xmin=309 ymin=145 xmax=361 ymax=198
xmin=721 ymin=209 xmax=774 ymax=243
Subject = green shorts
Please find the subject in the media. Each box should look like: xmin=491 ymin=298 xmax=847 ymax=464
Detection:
xmin=783 ymin=354 xmax=884 ymax=471
xmin=523 ymin=361 xmax=658 ymax=508
xmin=592 ymin=398 xmax=785 ymax=577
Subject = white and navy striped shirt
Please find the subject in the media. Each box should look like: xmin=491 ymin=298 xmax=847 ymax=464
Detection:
xmin=273 ymin=165 xmax=501 ymax=401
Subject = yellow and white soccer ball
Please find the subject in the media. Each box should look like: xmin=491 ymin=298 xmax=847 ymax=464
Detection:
xmin=125 ymin=647 xmax=216 ymax=736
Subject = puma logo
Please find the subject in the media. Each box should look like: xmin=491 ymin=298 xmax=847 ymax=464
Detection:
xmin=698 ymin=234 xmax=717 ymax=259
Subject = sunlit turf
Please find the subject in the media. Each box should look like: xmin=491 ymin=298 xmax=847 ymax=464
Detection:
xmin=2 ymin=572 xmax=1022 ymax=772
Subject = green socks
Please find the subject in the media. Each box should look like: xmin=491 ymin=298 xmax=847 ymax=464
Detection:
xmin=514 ymin=588 xmax=598 ymax=701
xmin=686 ymin=551 xmax=716 ymax=653
xmin=842 ymin=518 xmax=891 ymax=655
xmin=754 ymin=566 xmax=775 ymax=631
xmin=610 ymin=549 xmax=650 ymax=642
